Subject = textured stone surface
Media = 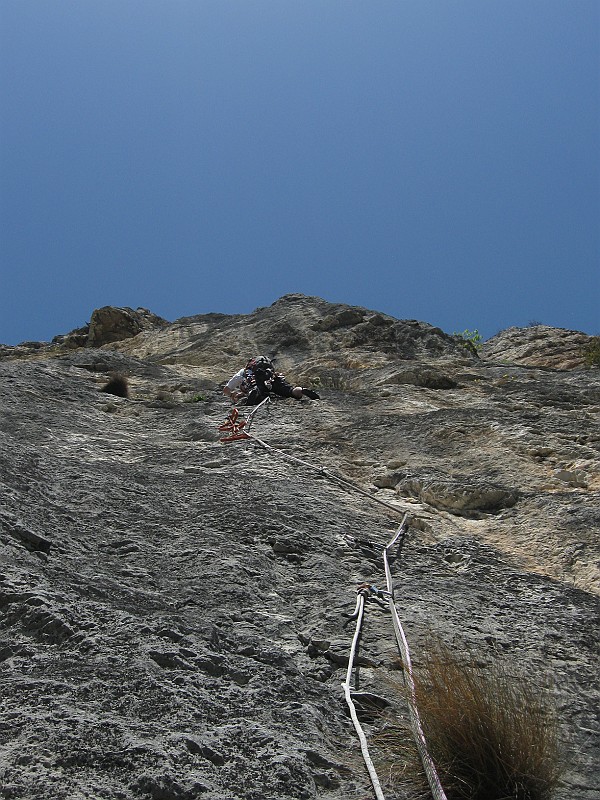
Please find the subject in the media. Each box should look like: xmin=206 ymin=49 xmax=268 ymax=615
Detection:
xmin=87 ymin=306 xmax=168 ymax=347
xmin=398 ymin=475 xmax=519 ymax=514
xmin=0 ymin=295 xmax=598 ymax=799
xmin=482 ymin=324 xmax=594 ymax=370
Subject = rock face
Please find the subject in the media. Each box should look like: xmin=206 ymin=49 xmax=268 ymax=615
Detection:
xmin=482 ymin=324 xmax=594 ymax=370
xmin=49 ymin=306 xmax=169 ymax=350
xmin=399 ymin=475 xmax=519 ymax=514
xmin=87 ymin=306 xmax=168 ymax=347
xmin=0 ymin=295 xmax=599 ymax=800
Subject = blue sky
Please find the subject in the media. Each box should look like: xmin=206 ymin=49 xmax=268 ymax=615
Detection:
xmin=1 ymin=1 xmax=598 ymax=345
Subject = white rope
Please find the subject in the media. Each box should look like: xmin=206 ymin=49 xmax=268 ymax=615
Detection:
xmin=245 ymin=433 xmax=407 ymax=518
xmin=226 ymin=400 xmax=406 ymax=517
xmin=221 ymin=409 xmax=446 ymax=799
xmin=383 ymin=523 xmax=448 ymax=800
xmin=342 ymin=592 xmax=387 ymax=800
xmin=242 ymin=396 xmax=271 ymax=434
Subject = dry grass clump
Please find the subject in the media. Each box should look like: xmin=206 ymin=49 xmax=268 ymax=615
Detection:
xmin=100 ymin=373 xmax=130 ymax=398
xmin=378 ymin=641 xmax=562 ymax=800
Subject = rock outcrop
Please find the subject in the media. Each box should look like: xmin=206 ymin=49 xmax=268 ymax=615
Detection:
xmin=48 ymin=306 xmax=169 ymax=350
xmin=87 ymin=306 xmax=168 ymax=347
xmin=482 ymin=324 xmax=594 ymax=370
xmin=0 ymin=295 xmax=598 ymax=799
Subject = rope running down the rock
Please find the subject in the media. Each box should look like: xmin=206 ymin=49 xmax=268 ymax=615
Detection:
xmin=245 ymin=432 xmax=408 ymax=518
xmin=383 ymin=524 xmax=448 ymax=800
xmin=342 ymin=591 xmax=386 ymax=800
xmin=224 ymin=406 xmax=447 ymax=799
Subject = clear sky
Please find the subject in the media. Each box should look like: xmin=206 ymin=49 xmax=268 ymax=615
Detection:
xmin=1 ymin=1 xmax=598 ymax=345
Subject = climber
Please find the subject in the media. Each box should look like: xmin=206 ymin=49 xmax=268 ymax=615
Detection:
xmin=223 ymin=356 xmax=320 ymax=406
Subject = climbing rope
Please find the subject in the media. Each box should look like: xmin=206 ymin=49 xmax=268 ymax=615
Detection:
xmin=218 ymin=403 xmax=447 ymax=799
xmin=247 ymin=432 xmax=409 ymax=518
xmin=383 ymin=523 xmax=448 ymax=800
xmin=221 ymin=400 xmax=407 ymax=516
xmin=342 ymin=519 xmax=447 ymax=800
xmin=342 ymin=588 xmax=386 ymax=800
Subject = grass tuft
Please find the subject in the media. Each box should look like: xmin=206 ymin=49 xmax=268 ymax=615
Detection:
xmin=378 ymin=640 xmax=562 ymax=799
xmin=183 ymin=392 xmax=207 ymax=403
xmin=100 ymin=373 xmax=130 ymax=398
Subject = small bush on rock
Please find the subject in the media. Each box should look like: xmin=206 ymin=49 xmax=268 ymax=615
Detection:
xmin=454 ymin=329 xmax=483 ymax=355
xmin=582 ymin=336 xmax=600 ymax=367
xmin=183 ymin=393 xmax=207 ymax=403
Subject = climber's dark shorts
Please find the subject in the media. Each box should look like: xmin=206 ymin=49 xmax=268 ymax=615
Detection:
xmin=271 ymin=376 xmax=296 ymax=398
xmin=245 ymin=376 xmax=296 ymax=405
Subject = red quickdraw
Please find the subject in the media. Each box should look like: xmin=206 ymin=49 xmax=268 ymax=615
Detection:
xmin=218 ymin=396 xmax=271 ymax=443
xmin=218 ymin=408 xmax=250 ymax=442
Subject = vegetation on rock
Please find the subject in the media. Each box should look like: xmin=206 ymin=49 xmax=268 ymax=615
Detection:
xmin=453 ymin=329 xmax=483 ymax=355
xmin=582 ymin=336 xmax=600 ymax=367
xmin=99 ymin=372 xmax=129 ymax=398
xmin=379 ymin=641 xmax=561 ymax=800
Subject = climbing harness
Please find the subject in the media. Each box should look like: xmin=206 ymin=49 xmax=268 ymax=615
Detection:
xmin=217 ymin=403 xmax=447 ymax=799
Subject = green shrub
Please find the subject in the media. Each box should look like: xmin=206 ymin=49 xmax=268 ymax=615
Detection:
xmin=454 ymin=329 xmax=483 ymax=355
xmin=184 ymin=393 xmax=207 ymax=403
xmin=582 ymin=336 xmax=600 ymax=367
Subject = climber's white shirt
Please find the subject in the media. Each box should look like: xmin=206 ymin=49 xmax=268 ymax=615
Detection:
xmin=225 ymin=369 xmax=246 ymax=392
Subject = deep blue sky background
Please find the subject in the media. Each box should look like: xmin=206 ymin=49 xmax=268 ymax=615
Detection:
xmin=1 ymin=1 xmax=598 ymax=345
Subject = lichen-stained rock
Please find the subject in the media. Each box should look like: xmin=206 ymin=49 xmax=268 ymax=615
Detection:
xmin=482 ymin=324 xmax=594 ymax=370
xmin=399 ymin=475 xmax=519 ymax=515
xmin=0 ymin=296 xmax=599 ymax=799
xmin=52 ymin=323 xmax=90 ymax=349
xmin=312 ymin=308 xmax=365 ymax=331
xmin=384 ymin=366 xmax=458 ymax=389
xmin=51 ymin=294 xmax=473 ymax=376
xmin=87 ymin=305 xmax=168 ymax=347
